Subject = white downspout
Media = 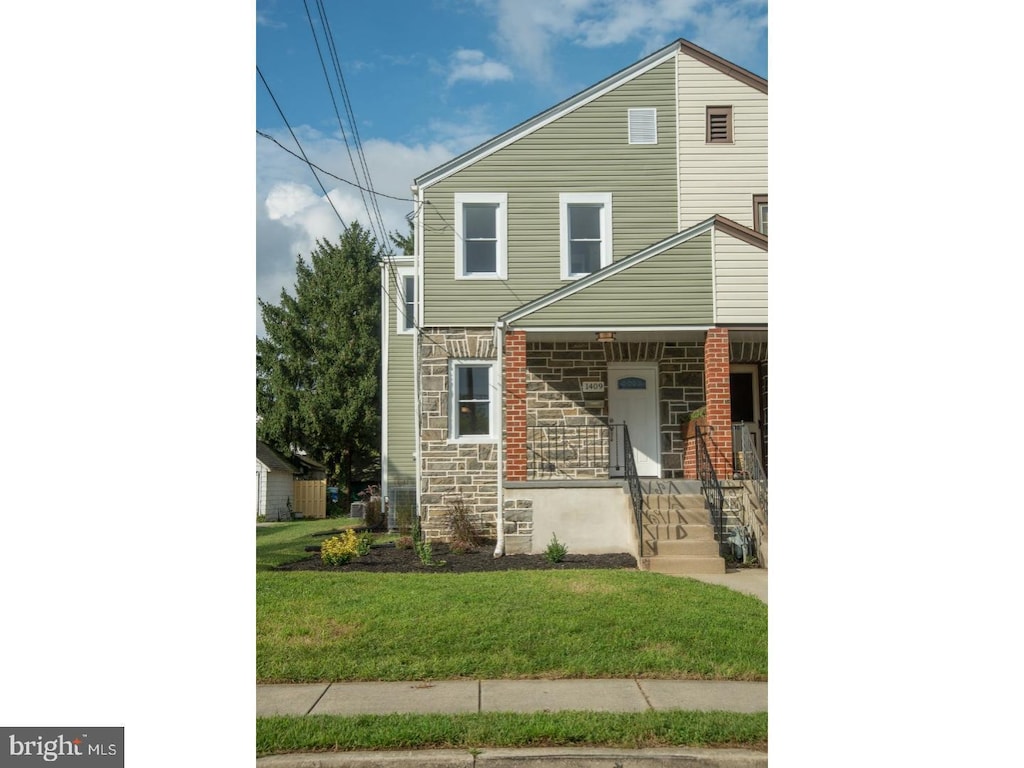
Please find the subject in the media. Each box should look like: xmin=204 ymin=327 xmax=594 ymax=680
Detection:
xmin=412 ymin=183 xmax=423 ymax=532
xmin=493 ymin=320 xmax=506 ymax=557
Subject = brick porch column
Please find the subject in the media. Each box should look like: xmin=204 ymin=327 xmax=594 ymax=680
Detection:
xmin=704 ymin=328 xmax=734 ymax=479
xmin=504 ymin=329 xmax=527 ymax=481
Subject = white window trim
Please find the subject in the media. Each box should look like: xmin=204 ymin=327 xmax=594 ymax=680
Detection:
xmin=395 ymin=266 xmax=416 ymax=335
xmin=448 ymin=359 xmax=498 ymax=443
xmin=559 ymin=192 xmax=613 ymax=280
xmin=454 ymin=192 xmax=508 ymax=280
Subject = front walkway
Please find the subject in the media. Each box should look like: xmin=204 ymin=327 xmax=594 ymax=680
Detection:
xmin=680 ymin=568 xmax=767 ymax=603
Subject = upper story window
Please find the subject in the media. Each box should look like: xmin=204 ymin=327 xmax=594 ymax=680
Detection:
xmin=449 ymin=360 xmax=497 ymax=441
xmin=559 ymin=192 xmax=613 ymax=280
xmin=454 ymin=192 xmax=507 ymax=279
xmin=753 ymin=195 xmax=767 ymax=236
xmin=627 ymin=108 xmax=657 ymax=144
xmin=706 ymin=106 xmax=733 ymax=143
xmin=396 ymin=267 xmax=416 ymax=334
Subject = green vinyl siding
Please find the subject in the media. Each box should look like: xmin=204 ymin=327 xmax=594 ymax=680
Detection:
xmin=423 ymin=60 xmax=678 ymax=326
xmin=512 ymin=231 xmax=713 ymax=327
xmin=384 ymin=269 xmax=416 ymax=486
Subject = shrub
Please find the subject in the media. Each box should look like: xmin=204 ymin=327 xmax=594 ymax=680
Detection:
xmin=359 ymin=485 xmax=387 ymax=531
xmin=394 ymin=535 xmax=414 ymax=550
xmin=355 ymin=531 xmax=375 ymax=556
xmin=395 ymin=504 xmax=414 ymax=536
xmin=445 ymin=497 xmax=481 ymax=552
xmin=544 ymin=534 xmax=568 ymax=563
xmin=321 ymin=530 xmax=361 ymax=566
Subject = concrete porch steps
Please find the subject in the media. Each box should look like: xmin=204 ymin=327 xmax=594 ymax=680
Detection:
xmin=636 ymin=485 xmax=726 ymax=575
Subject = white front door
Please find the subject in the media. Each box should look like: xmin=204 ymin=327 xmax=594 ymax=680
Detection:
xmin=608 ymin=363 xmax=660 ymax=477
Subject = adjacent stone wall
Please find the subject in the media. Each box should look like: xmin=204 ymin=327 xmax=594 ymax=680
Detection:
xmin=419 ymin=328 xmax=499 ymax=540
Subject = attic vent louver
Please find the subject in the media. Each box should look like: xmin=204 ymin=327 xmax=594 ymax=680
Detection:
xmin=706 ymin=106 xmax=732 ymax=143
xmin=628 ymin=108 xmax=657 ymax=144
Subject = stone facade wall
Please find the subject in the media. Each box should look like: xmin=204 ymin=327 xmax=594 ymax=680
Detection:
xmin=502 ymin=498 xmax=534 ymax=554
xmin=415 ymin=330 xmax=750 ymax=540
xmin=526 ymin=340 xmax=706 ymax=479
xmin=418 ymin=328 xmax=500 ymax=541
xmin=526 ymin=341 xmax=609 ymax=480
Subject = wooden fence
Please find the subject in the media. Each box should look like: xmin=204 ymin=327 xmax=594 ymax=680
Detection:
xmin=293 ymin=479 xmax=327 ymax=519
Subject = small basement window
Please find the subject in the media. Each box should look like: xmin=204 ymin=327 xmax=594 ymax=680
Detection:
xmin=706 ymin=106 xmax=733 ymax=143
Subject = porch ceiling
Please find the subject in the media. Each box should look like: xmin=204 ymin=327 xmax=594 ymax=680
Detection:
xmin=517 ymin=329 xmax=710 ymax=343
xmin=517 ymin=328 xmax=766 ymax=344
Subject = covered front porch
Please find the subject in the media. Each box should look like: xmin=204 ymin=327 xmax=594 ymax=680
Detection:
xmin=503 ymin=327 xmax=768 ymax=486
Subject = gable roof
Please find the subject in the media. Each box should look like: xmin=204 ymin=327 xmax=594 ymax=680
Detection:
xmin=292 ymin=453 xmax=328 ymax=476
xmin=414 ymin=38 xmax=767 ymax=190
xmin=500 ymin=216 xmax=765 ymax=327
xmin=256 ymin=441 xmax=299 ymax=474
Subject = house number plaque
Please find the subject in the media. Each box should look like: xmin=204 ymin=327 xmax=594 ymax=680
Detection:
xmin=582 ymin=381 xmax=605 ymax=392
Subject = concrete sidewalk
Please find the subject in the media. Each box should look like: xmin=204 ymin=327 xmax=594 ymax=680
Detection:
xmin=257 ymin=747 xmax=767 ymax=767
xmin=257 ymin=678 xmax=767 ymax=717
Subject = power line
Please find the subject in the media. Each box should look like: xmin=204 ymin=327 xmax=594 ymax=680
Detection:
xmin=257 ymin=129 xmax=416 ymax=202
xmin=256 ymin=65 xmax=347 ymax=232
xmin=257 ymin=66 xmax=420 ymax=347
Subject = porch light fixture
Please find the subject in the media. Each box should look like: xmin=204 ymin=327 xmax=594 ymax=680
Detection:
xmin=596 ymin=331 xmax=616 ymax=343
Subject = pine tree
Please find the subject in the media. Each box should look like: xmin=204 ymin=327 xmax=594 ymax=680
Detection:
xmin=257 ymin=222 xmax=382 ymax=502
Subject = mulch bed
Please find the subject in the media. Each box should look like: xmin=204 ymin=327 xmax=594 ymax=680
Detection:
xmin=276 ymin=540 xmax=638 ymax=573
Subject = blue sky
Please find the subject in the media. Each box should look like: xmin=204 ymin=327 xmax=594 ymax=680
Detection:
xmin=255 ymin=0 xmax=768 ymax=334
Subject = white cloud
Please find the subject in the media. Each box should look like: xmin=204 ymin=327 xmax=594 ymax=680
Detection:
xmin=484 ymin=0 xmax=766 ymax=84
xmin=487 ymin=0 xmax=590 ymax=84
xmin=447 ymin=49 xmax=514 ymax=86
xmin=265 ymin=182 xmax=320 ymax=220
xmin=255 ymin=129 xmax=453 ymax=335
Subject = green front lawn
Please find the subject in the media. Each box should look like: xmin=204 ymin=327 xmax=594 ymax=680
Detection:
xmin=256 ymin=518 xmax=367 ymax=571
xmin=257 ymin=569 xmax=767 ymax=682
xmin=257 ymin=711 xmax=768 ymax=755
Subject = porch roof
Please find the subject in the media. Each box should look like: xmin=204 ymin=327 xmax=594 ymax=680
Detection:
xmin=500 ymin=216 xmax=765 ymax=330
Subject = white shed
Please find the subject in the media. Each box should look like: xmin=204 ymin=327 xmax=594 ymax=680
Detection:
xmin=256 ymin=441 xmax=300 ymax=521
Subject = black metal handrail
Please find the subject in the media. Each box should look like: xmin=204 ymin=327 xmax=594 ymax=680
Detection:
xmin=732 ymin=423 xmax=767 ymax=520
xmin=694 ymin=424 xmax=726 ymax=556
xmin=526 ymin=423 xmax=626 ymax=478
xmin=621 ymin=423 xmax=644 ymax=550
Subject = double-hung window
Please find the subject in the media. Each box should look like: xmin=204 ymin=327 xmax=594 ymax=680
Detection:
xmin=559 ymin=193 xmax=612 ymax=280
xmin=449 ymin=360 xmax=496 ymax=441
xmin=395 ymin=267 xmax=416 ymax=334
xmin=454 ymin=193 xmax=507 ymax=279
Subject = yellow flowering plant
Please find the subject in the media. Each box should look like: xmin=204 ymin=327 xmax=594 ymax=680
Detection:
xmin=320 ymin=529 xmax=361 ymax=565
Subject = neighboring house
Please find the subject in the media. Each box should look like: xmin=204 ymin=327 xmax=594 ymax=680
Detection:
xmin=257 ymin=441 xmax=299 ymax=521
xmin=256 ymin=441 xmax=329 ymax=520
xmin=381 ymin=39 xmax=767 ymax=570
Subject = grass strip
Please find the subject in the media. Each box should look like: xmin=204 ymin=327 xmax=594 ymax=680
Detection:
xmin=257 ymin=570 xmax=767 ymax=682
xmin=256 ymin=711 xmax=768 ymax=756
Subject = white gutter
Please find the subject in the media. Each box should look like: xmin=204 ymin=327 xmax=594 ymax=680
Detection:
xmin=493 ymin=320 xmax=506 ymax=557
